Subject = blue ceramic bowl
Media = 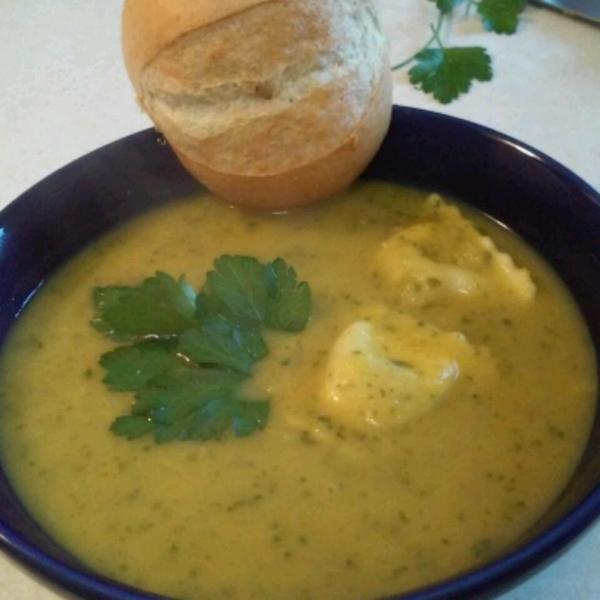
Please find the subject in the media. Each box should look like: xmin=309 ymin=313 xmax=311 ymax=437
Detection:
xmin=0 ymin=106 xmax=599 ymax=600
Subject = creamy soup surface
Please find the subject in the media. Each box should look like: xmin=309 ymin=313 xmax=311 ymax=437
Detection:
xmin=0 ymin=182 xmax=596 ymax=600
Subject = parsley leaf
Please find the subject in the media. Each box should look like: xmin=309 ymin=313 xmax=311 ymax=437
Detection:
xmin=111 ymin=415 xmax=155 ymax=440
xmin=178 ymin=317 xmax=267 ymax=375
xmin=93 ymin=272 xmax=197 ymax=338
xmin=91 ymin=286 xmax=135 ymax=334
xmin=195 ymin=292 xmax=234 ymax=322
xmin=409 ymin=46 xmax=492 ymax=104
xmin=93 ymin=255 xmax=311 ymax=444
xmin=478 ymin=0 xmax=525 ymax=35
xmin=392 ymin=0 xmax=524 ymax=102
xmin=111 ymin=367 xmax=268 ymax=443
xmin=266 ymin=258 xmax=311 ymax=332
xmin=200 ymin=255 xmax=311 ymax=333
xmin=204 ymin=256 xmax=268 ymax=328
xmin=231 ymin=400 xmax=270 ymax=437
xmin=186 ymin=397 xmax=269 ymax=442
xmin=132 ymin=368 xmax=245 ymax=425
xmin=100 ymin=340 xmax=183 ymax=391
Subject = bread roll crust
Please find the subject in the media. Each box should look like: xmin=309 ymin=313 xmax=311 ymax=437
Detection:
xmin=172 ymin=64 xmax=392 ymax=210
xmin=122 ymin=0 xmax=392 ymax=209
xmin=122 ymin=0 xmax=269 ymax=96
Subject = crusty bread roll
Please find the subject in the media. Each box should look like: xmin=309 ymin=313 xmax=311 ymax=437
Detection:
xmin=122 ymin=0 xmax=392 ymax=209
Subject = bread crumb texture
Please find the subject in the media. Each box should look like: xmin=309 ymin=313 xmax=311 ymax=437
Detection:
xmin=138 ymin=0 xmax=387 ymax=175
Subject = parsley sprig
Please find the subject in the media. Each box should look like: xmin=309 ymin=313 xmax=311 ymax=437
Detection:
xmin=392 ymin=0 xmax=526 ymax=103
xmin=92 ymin=256 xmax=311 ymax=444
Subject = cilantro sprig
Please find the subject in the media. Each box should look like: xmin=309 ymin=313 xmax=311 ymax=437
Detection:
xmin=92 ymin=256 xmax=311 ymax=444
xmin=392 ymin=0 xmax=525 ymax=103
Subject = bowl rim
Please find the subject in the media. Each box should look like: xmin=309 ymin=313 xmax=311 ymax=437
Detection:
xmin=0 ymin=105 xmax=598 ymax=600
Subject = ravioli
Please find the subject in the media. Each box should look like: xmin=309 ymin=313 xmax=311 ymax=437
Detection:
xmin=376 ymin=195 xmax=536 ymax=307
xmin=321 ymin=308 xmax=495 ymax=430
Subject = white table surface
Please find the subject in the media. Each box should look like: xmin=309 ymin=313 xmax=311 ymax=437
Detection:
xmin=1 ymin=1 xmax=599 ymax=599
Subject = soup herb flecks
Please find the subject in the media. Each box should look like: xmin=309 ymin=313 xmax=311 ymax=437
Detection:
xmin=0 ymin=183 xmax=596 ymax=600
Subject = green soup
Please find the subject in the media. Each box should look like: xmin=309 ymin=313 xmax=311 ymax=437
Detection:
xmin=0 ymin=182 xmax=596 ymax=600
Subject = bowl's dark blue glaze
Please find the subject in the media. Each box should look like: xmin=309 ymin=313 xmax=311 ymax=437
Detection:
xmin=0 ymin=106 xmax=598 ymax=600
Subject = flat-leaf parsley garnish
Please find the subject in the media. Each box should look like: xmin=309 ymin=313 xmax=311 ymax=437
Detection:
xmin=92 ymin=272 xmax=197 ymax=337
xmin=409 ymin=46 xmax=492 ymax=104
xmin=392 ymin=0 xmax=526 ymax=103
xmin=92 ymin=256 xmax=312 ymax=444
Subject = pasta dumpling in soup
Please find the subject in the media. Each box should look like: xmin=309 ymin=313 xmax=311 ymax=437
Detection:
xmin=321 ymin=308 xmax=496 ymax=430
xmin=376 ymin=195 xmax=536 ymax=307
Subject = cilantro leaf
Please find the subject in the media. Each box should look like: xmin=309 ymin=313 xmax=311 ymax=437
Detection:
xmin=178 ymin=318 xmax=267 ymax=375
xmin=265 ymin=258 xmax=311 ymax=332
xmin=204 ymin=256 xmax=268 ymax=328
xmin=100 ymin=340 xmax=184 ymax=391
xmin=478 ymin=0 xmax=525 ymax=34
xmin=429 ymin=0 xmax=465 ymax=14
xmin=93 ymin=272 xmax=197 ymax=338
xmin=409 ymin=47 xmax=492 ymax=104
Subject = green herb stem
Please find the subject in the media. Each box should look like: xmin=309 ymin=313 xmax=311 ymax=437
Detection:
xmin=391 ymin=11 xmax=444 ymax=71
xmin=391 ymin=0 xmax=524 ymax=103
xmin=464 ymin=0 xmax=476 ymax=16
